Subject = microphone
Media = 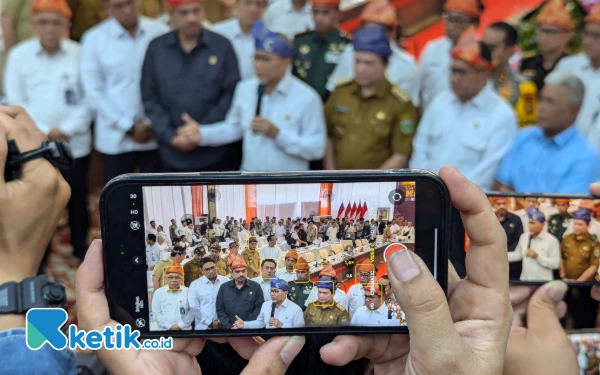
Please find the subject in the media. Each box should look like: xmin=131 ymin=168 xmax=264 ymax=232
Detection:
xmin=527 ymin=234 xmax=533 ymax=249
xmin=270 ymin=302 xmax=276 ymax=318
xmin=256 ymin=84 xmax=265 ymax=116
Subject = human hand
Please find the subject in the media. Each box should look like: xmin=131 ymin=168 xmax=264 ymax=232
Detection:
xmin=269 ymin=317 xmax=283 ymax=328
xmin=170 ymin=134 xmax=196 ymax=152
xmin=319 ymin=166 xmax=512 ymax=375
xmin=77 ymin=240 xmax=305 ymax=375
xmin=504 ymin=281 xmax=578 ymax=375
xmin=129 ymin=121 xmax=153 ymax=143
xmin=525 ymin=249 xmax=538 ymax=259
xmin=170 ymin=324 xmax=181 ymax=331
xmin=251 ymin=117 xmax=279 ymax=138
xmin=48 ymin=127 xmax=70 ymax=142
xmin=232 ymin=315 xmax=245 ymax=329
xmin=0 ymin=106 xmax=71 ymax=284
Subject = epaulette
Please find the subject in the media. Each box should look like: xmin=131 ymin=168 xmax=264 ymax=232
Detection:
xmin=521 ymin=50 xmax=537 ymax=59
xmin=390 ymin=85 xmax=411 ymax=103
xmin=335 ymin=77 xmax=354 ymax=87
xmin=335 ymin=303 xmax=345 ymax=311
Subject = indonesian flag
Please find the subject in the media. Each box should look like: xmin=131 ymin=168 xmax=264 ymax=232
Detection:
xmin=344 ymin=201 xmax=352 ymax=218
xmin=337 ymin=202 xmax=345 ymax=218
xmin=362 ymin=202 xmax=368 ymax=218
xmin=350 ymin=202 xmax=358 ymax=219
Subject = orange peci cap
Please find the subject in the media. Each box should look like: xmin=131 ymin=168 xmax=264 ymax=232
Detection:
xmin=585 ymin=4 xmax=600 ymax=24
xmin=230 ymin=257 xmax=248 ymax=271
xmin=311 ymin=0 xmax=340 ymax=8
xmin=165 ymin=262 xmax=184 ymax=276
xmin=295 ymin=256 xmax=310 ymax=271
xmin=554 ymin=198 xmax=571 ymax=205
xmin=451 ymin=26 xmax=494 ymax=71
xmin=491 ymin=196 xmax=508 ymax=203
xmin=285 ymin=250 xmax=299 ymax=260
xmin=360 ymin=0 xmax=397 ymax=28
xmin=31 ymin=0 xmax=72 ymax=19
xmin=579 ymin=200 xmax=595 ymax=211
xmin=363 ymin=285 xmax=382 ymax=296
xmin=444 ymin=0 xmax=482 ymax=20
xmin=319 ymin=263 xmax=337 ymax=278
xmin=535 ymin=0 xmax=575 ymax=31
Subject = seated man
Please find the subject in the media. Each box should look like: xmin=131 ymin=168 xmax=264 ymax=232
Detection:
xmin=233 ymin=277 xmax=305 ymax=329
xmin=495 ymin=72 xmax=600 ymax=194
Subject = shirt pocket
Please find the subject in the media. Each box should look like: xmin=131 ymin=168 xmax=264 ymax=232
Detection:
xmin=457 ymin=134 xmax=486 ymax=165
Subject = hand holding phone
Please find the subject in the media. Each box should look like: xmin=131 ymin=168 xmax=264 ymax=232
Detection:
xmin=319 ymin=167 xmax=513 ymax=375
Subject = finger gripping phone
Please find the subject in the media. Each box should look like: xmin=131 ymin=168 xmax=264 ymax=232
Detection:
xmin=100 ymin=170 xmax=452 ymax=338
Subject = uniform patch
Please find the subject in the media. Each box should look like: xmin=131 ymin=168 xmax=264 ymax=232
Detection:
xmin=509 ymin=223 xmax=515 ymax=228
xmin=595 ymin=250 xmax=600 ymax=257
xmin=300 ymin=45 xmax=310 ymax=54
xmin=375 ymin=111 xmax=386 ymax=120
xmin=400 ymin=118 xmax=415 ymax=135
xmin=335 ymin=105 xmax=349 ymax=113
xmin=209 ymin=55 xmax=218 ymax=65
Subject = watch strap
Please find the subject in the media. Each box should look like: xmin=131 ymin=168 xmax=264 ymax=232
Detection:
xmin=0 ymin=281 xmax=20 ymax=314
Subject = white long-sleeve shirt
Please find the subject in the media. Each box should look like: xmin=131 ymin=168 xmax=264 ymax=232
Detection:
xmin=264 ymin=0 xmax=314 ymax=40
xmin=508 ymin=231 xmax=560 ymax=281
xmin=146 ymin=243 xmax=162 ymax=268
xmin=326 ymin=226 xmax=338 ymax=239
xmin=243 ymin=298 xmax=305 ymax=329
xmin=213 ymin=223 xmax=225 ymax=237
xmin=347 ymin=283 xmax=365 ymax=318
xmin=4 ymin=38 xmax=93 ymax=159
xmin=276 ymin=268 xmax=296 ymax=283
xmin=418 ymin=36 xmax=453 ymax=109
xmin=326 ymin=43 xmax=420 ymax=106
xmin=251 ymin=276 xmax=272 ymax=302
xmin=350 ymin=304 xmax=404 ymax=327
xmin=304 ymin=287 xmax=348 ymax=310
xmin=211 ymin=18 xmax=255 ymax=80
xmin=187 ymin=275 xmax=229 ymax=330
xmin=80 ymin=16 xmax=169 ymax=155
xmin=409 ymin=85 xmax=517 ymax=190
xmin=273 ymin=225 xmax=286 ymax=239
xmin=260 ymin=245 xmax=282 ymax=265
xmin=199 ymin=73 xmax=326 ymax=171
xmin=152 ymin=285 xmax=194 ymax=330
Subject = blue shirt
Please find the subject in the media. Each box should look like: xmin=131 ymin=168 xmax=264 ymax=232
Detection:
xmin=496 ymin=125 xmax=600 ymax=193
xmin=0 ymin=328 xmax=77 ymax=374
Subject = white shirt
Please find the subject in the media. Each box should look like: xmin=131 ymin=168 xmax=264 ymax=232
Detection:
xmin=152 ymin=285 xmax=194 ymax=330
xmin=176 ymin=227 xmax=194 ymax=241
xmin=158 ymin=231 xmax=172 ymax=247
xmin=276 ymin=268 xmax=296 ymax=282
xmin=508 ymin=231 xmax=560 ymax=281
xmin=200 ymin=74 xmax=326 ymax=171
xmin=260 ymin=245 xmax=282 ymax=264
xmin=390 ymin=224 xmax=400 ymax=235
xmin=146 ymin=243 xmax=162 ymax=268
xmin=418 ymin=36 xmax=453 ymax=109
xmin=264 ymin=0 xmax=314 ymax=40
xmin=273 ymin=225 xmax=286 ymax=238
xmin=554 ymin=53 xmax=600 ymax=151
xmin=213 ymin=223 xmax=225 ymax=236
xmin=305 ymin=287 xmax=348 ymax=310
xmin=4 ymin=38 xmax=93 ymax=158
xmin=251 ymin=276 xmax=272 ymax=302
xmin=212 ymin=18 xmax=256 ymax=80
xmin=146 ymin=227 xmax=158 ymax=236
xmin=347 ymin=283 xmax=365 ymax=318
xmin=243 ymin=298 xmax=305 ymax=329
xmin=326 ymin=43 xmax=420 ymax=106
xmin=409 ymin=85 xmax=517 ymax=190
xmin=350 ymin=304 xmax=404 ymax=327
xmin=188 ymin=275 xmax=229 ymax=330
xmin=326 ymin=226 xmax=338 ymax=239
xmin=80 ymin=16 xmax=169 ymax=155
xmin=401 ymin=226 xmax=415 ymax=239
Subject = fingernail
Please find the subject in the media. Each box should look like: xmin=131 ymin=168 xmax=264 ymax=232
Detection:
xmin=280 ymin=336 xmax=304 ymax=366
xmin=546 ymin=280 xmax=568 ymax=303
xmin=389 ymin=249 xmax=421 ymax=282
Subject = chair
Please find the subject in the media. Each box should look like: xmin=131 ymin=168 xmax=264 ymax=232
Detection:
xmin=341 ymin=240 xmax=354 ymax=251
xmin=361 ymin=239 xmax=370 ymax=246
xmin=376 ymin=235 xmax=383 ymax=242
xmin=319 ymin=249 xmax=330 ymax=260
xmin=304 ymin=252 xmax=315 ymax=263
xmin=330 ymin=243 xmax=342 ymax=254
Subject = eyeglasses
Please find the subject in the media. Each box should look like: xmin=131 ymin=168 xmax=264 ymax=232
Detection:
xmin=358 ymin=272 xmax=371 ymax=277
xmin=364 ymin=295 xmax=377 ymax=300
xmin=167 ymin=276 xmax=182 ymax=280
xmin=442 ymin=12 xmax=474 ymax=26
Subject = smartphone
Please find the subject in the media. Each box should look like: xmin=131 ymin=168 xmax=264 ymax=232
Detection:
xmin=464 ymin=193 xmax=600 ymax=286
xmin=568 ymin=331 xmax=600 ymax=373
xmin=100 ymin=170 xmax=452 ymax=338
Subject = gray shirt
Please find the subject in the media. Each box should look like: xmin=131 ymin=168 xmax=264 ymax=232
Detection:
xmin=141 ymin=30 xmax=240 ymax=171
xmin=216 ymin=278 xmax=264 ymax=329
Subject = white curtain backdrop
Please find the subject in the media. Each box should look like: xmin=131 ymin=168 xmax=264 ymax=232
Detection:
xmin=215 ymin=185 xmax=247 ymax=220
xmin=331 ymin=182 xmax=396 ymax=220
xmin=143 ymin=186 xmax=193 ymax=231
xmin=256 ymin=184 xmax=320 ymax=219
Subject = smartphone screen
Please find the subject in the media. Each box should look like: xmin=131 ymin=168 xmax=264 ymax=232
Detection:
xmin=568 ymin=331 xmax=600 ymax=372
xmin=101 ymin=171 xmax=450 ymax=337
xmin=467 ymin=194 xmax=600 ymax=285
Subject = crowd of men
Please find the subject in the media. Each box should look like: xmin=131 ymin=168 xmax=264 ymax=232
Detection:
xmin=2 ymin=0 xmax=600 ymax=259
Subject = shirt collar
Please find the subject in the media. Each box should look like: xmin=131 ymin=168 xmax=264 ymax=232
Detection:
xmin=34 ymin=38 xmax=66 ymax=56
xmin=231 ymin=19 xmax=245 ymax=38
xmin=109 ymin=16 xmax=145 ymax=39
xmin=283 ymin=0 xmax=311 ymax=13
xmin=452 ymin=83 xmax=494 ymax=109
xmin=271 ymin=72 xmax=294 ymax=96
xmin=535 ymin=125 xmax=578 ymax=148
xmin=349 ymin=79 xmax=390 ymax=100
xmin=166 ymin=29 xmax=211 ymax=49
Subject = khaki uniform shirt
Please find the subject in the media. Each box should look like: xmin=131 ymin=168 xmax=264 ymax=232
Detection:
xmin=325 ymin=78 xmax=417 ymax=170
xmin=216 ymin=257 xmax=229 ymax=277
xmin=304 ymin=301 xmax=349 ymax=325
xmin=242 ymin=249 xmax=261 ymax=279
xmin=183 ymin=259 xmax=203 ymax=287
xmin=2 ymin=0 xmax=34 ymax=43
xmin=561 ymin=232 xmax=600 ymax=280
xmin=152 ymin=258 xmax=174 ymax=288
xmin=493 ymin=68 xmax=538 ymax=128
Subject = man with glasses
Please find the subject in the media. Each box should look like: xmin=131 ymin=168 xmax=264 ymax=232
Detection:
xmin=251 ymin=259 xmax=277 ymax=302
xmin=233 ymin=277 xmax=304 ymax=328
xmin=188 ymin=257 xmax=229 ymax=330
xmin=4 ymin=0 xmax=93 ymax=260
xmin=81 ymin=0 xmax=168 ymax=182
xmin=208 ymin=243 xmax=228 ymax=276
xmin=350 ymin=284 xmax=403 ymax=327
xmin=519 ymin=0 xmax=574 ymax=91
xmin=152 ymin=262 xmax=194 ymax=330
xmin=347 ymin=264 xmax=374 ymax=318
xmin=410 ymin=27 xmax=517 ymax=190
xmin=153 ymin=247 xmax=186 ymax=290
xmin=555 ymin=5 xmax=600 ymax=152
xmin=419 ymin=0 xmax=482 ymax=109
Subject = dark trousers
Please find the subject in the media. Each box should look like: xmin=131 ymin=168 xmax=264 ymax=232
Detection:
xmin=563 ymin=286 xmax=598 ymax=329
xmin=101 ymin=151 xmax=162 ymax=183
xmin=61 ymin=156 xmax=90 ymax=260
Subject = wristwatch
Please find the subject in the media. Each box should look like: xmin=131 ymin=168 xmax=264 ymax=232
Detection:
xmin=0 ymin=275 xmax=67 ymax=314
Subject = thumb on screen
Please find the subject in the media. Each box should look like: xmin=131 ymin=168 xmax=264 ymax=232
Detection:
xmin=241 ymin=336 xmax=305 ymax=375
xmin=387 ymin=249 xmax=460 ymax=351
xmin=526 ymin=280 xmax=568 ymax=335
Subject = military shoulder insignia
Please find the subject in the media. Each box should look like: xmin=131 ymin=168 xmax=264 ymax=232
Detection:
xmin=594 ymin=249 xmax=600 ymax=257
xmin=390 ymin=86 xmax=410 ymax=103
xmin=400 ymin=117 xmax=415 ymax=135
xmin=336 ymin=303 xmax=345 ymax=311
xmin=521 ymin=50 xmax=537 ymax=59
xmin=335 ymin=77 xmax=354 ymax=87
xmin=522 ymin=69 xmax=536 ymax=77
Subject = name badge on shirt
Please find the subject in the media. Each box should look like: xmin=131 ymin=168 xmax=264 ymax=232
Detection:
xmin=180 ymin=307 xmax=186 ymax=315
xmin=65 ymin=89 xmax=77 ymax=106
xmin=325 ymin=51 xmax=340 ymax=64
